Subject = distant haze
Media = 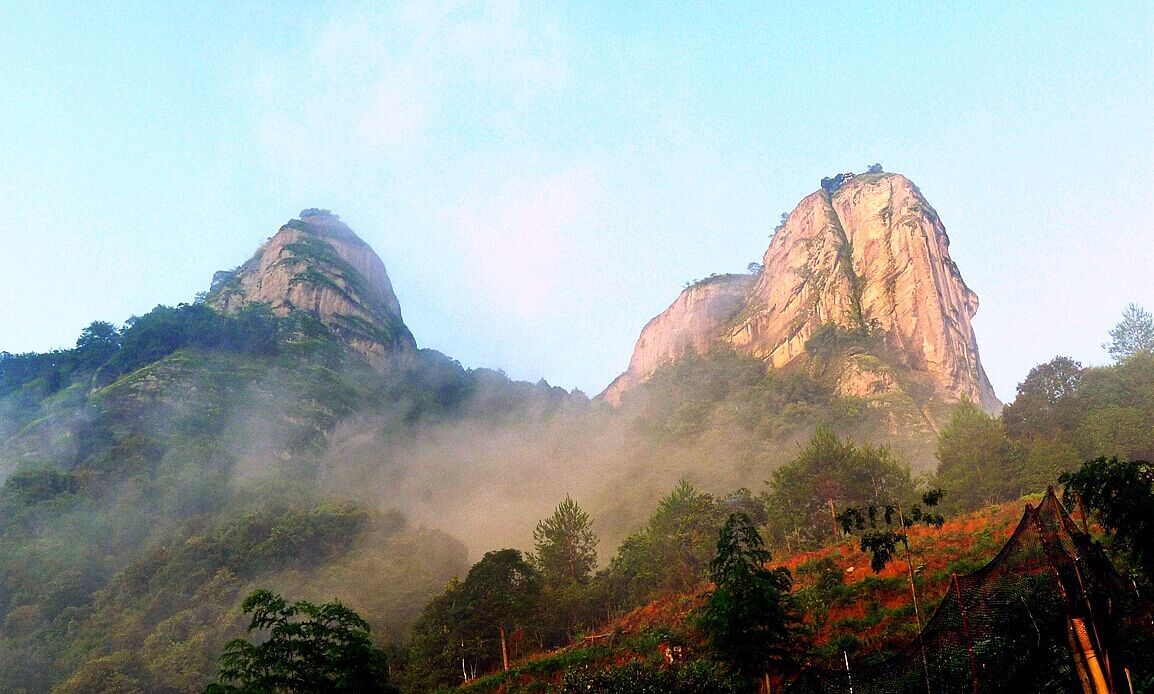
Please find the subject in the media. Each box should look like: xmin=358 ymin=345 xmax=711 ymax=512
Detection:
xmin=2 ymin=2 xmax=1151 ymax=401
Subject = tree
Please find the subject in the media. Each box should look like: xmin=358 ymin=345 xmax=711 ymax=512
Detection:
xmin=1103 ymin=303 xmax=1154 ymax=361
xmin=836 ymin=491 xmax=944 ymax=694
xmin=934 ymin=397 xmax=1018 ymax=510
xmin=771 ymin=212 xmax=788 ymax=237
xmin=406 ymin=550 xmax=543 ymax=687
xmin=204 ymin=589 xmax=394 ymax=694
xmin=1001 ymin=356 xmax=1083 ymax=441
xmin=74 ymin=320 xmax=121 ymax=371
xmin=1060 ymin=457 xmax=1154 ymax=586
xmin=766 ymin=427 xmax=915 ymax=549
xmin=867 ymin=163 xmax=883 ymax=174
xmin=599 ymin=481 xmax=738 ymax=613
xmin=533 ymin=496 xmax=598 ymax=645
xmin=458 ymin=549 xmax=541 ymax=672
xmin=533 ymin=495 xmax=597 ymax=587
xmin=696 ymin=513 xmax=801 ymax=691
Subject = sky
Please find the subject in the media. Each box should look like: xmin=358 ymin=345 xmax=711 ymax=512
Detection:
xmin=2 ymin=1 xmax=1151 ymax=402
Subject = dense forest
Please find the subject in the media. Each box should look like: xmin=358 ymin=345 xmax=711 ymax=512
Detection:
xmin=1 ymin=302 xmax=1152 ymax=692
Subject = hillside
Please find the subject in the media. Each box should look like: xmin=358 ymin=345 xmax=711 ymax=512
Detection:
xmin=1 ymin=193 xmax=1151 ymax=693
xmin=451 ymin=490 xmax=1154 ymax=694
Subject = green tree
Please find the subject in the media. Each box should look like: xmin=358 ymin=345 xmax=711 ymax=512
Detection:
xmin=1060 ymin=457 xmax=1154 ymax=586
xmin=836 ymin=491 xmax=945 ymax=694
xmin=458 ymin=549 xmax=541 ymax=672
xmin=1002 ymin=356 xmax=1083 ymax=442
xmin=1103 ymin=302 xmax=1154 ymax=361
xmin=766 ymin=427 xmax=914 ymax=549
xmin=597 ymin=481 xmax=741 ymax=614
xmin=404 ymin=579 xmax=467 ymax=690
xmin=934 ymin=397 xmax=1018 ymax=510
xmin=696 ymin=513 xmax=801 ymax=691
xmin=532 ymin=496 xmax=598 ymax=645
xmin=533 ymin=495 xmax=597 ymax=587
xmin=204 ymin=589 xmax=394 ymax=694
xmin=405 ymin=550 xmax=542 ymax=687
xmin=74 ymin=320 xmax=121 ymax=371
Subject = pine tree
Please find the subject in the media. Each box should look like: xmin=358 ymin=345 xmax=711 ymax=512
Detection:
xmin=1104 ymin=303 xmax=1154 ymax=361
xmin=532 ymin=496 xmax=598 ymax=644
xmin=533 ymin=495 xmax=597 ymax=586
xmin=697 ymin=513 xmax=801 ymax=690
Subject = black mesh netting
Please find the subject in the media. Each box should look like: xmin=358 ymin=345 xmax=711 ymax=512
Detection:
xmin=787 ymin=489 xmax=1145 ymax=693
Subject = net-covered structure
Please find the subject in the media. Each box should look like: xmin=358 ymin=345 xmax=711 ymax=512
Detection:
xmin=788 ymin=488 xmax=1149 ymax=693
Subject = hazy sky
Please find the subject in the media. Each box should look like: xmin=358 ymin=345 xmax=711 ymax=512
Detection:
xmin=2 ymin=1 xmax=1151 ymax=401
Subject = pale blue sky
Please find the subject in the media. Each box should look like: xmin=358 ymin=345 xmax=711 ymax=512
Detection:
xmin=2 ymin=1 xmax=1151 ymax=401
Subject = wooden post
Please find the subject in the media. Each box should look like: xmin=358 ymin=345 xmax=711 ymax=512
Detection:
xmin=1072 ymin=560 xmax=1115 ymax=692
xmin=1072 ymin=618 xmax=1110 ymax=694
xmin=1068 ymin=619 xmax=1095 ymax=694
xmin=898 ymin=507 xmax=923 ymax=628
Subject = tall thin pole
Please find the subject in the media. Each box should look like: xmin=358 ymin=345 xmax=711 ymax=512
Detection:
xmin=898 ymin=507 xmax=924 ymax=628
xmin=1073 ymin=559 xmax=1115 ymax=692
xmin=844 ymin=650 xmax=853 ymax=694
xmin=899 ymin=506 xmax=931 ymax=694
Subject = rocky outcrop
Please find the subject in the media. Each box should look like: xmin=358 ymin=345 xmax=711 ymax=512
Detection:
xmin=602 ymin=173 xmax=1001 ymax=414
xmin=207 ymin=210 xmax=416 ymax=364
xmin=602 ymin=274 xmax=756 ymax=405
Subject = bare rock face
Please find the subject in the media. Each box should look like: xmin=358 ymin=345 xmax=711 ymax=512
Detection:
xmin=603 ymin=173 xmax=1001 ymax=415
xmin=208 ymin=210 xmax=416 ymax=364
xmin=602 ymin=274 xmax=756 ymax=405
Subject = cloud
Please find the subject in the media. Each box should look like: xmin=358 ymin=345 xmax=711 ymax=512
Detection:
xmin=236 ymin=1 xmax=570 ymax=167
xmin=445 ymin=167 xmax=603 ymax=318
xmin=357 ymin=69 xmax=430 ymax=150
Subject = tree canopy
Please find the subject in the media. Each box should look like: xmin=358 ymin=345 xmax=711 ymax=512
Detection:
xmin=765 ymin=427 xmax=915 ymax=549
xmin=696 ymin=513 xmax=801 ymax=689
xmin=934 ymin=397 xmax=1017 ymax=510
xmin=1060 ymin=457 xmax=1154 ymax=586
xmin=205 ymin=589 xmax=394 ymax=694
xmin=533 ymin=495 xmax=597 ymax=587
xmin=1103 ymin=303 xmax=1154 ymax=361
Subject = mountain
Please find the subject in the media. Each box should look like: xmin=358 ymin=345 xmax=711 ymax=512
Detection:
xmin=2 ymin=193 xmax=1150 ymax=693
xmin=602 ymin=172 xmax=1000 ymax=426
xmin=206 ymin=209 xmax=416 ymax=364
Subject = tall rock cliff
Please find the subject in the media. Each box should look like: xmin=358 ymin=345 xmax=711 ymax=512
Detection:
xmin=602 ymin=172 xmax=1000 ymax=418
xmin=602 ymin=274 xmax=756 ymax=401
xmin=207 ymin=209 xmax=416 ymax=363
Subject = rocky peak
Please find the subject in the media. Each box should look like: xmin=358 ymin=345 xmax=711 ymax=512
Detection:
xmin=601 ymin=274 xmax=755 ymax=405
xmin=207 ymin=210 xmax=416 ymax=363
xmin=602 ymin=172 xmax=1000 ymax=417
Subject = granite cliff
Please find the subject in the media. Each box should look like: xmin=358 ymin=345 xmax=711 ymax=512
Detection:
xmin=207 ymin=209 xmax=416 ymax=363
xmin=603 ymin=172 xmax=1000 ymax=422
